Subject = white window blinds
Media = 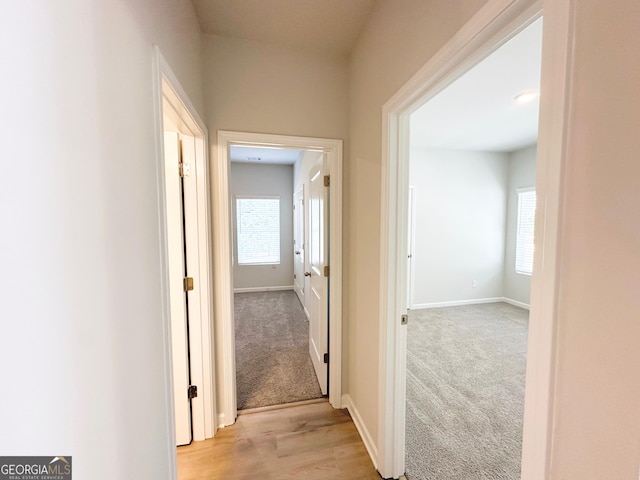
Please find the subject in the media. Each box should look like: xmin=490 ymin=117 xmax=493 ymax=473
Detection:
xmin=515 ymin=188 xmax=536 ymax=275
xmin=236 ymin=197 xmax=280 ymax=265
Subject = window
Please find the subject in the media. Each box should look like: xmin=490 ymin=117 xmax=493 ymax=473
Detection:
xmin=236 ymin=196 xmax=280 ymax=265
xmin=515 ymin=188 xmax=536 ymax=275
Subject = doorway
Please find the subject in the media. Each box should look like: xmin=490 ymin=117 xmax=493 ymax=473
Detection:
xmin=404 ymin=15 xmax=541 ymax=470
xmin=153 ymin=47 xmax=216 ymax=474
xmin=228 ymin=146 xmax=326 ymax=410
xmin=213 ymin=131 xmax=343 ymax=427
xmin=375 ymin=0 xmax=570 ymax=477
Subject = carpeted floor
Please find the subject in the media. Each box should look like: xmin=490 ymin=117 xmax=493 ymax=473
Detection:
xmin=405 ymin=302 xmax=529 ymax=480
xmin=234 ymin=290 xmax=322 ymax=410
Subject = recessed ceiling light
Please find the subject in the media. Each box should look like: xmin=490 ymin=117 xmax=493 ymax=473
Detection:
xmin=514 ymin=90 xmax=539 ymax=104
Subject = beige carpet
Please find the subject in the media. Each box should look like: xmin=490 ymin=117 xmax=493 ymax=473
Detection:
xmin=405 ymin=302 xmax=529 ymax=480
xmin=234 ymin=291 xmax=322 ymax=410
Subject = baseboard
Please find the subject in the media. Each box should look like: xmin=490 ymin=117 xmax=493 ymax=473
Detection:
xmin=341 ymin=394 xmax=378 ymax=470
xmin=217 ymin=413 xmax=229 ymax=429
xmin=233 ymin=285 xmax=294 ymax=293
xmin=411 ymin=297 xmax=504 ymax=310
xmin=501 ymin=297 xmax=530 ymax=310
xmin=411 ymin=297 xmax=530 ymax=311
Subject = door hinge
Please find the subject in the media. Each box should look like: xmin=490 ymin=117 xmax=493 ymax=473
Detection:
xmin=293 ymin=273 xmax=297 ymax=279
xmin=177 ymin=139 xmax=191 ymax=177
xmin=178 ymin=138 xmax=185 ymax=177
xmin=401 ymin=314 xmax=408 ymax=325
xmin=323 ymin=265 xmax=330 ymax=277
xmin=324 ymin=175 xmax=330 ymax=187
xmin=183 ymin=277 xmax=194 ymax=291
xmin=179 ymin=162 xmax=191 ymax=177
xmin=323 ymin=353 xmax=329 ymax=364
xmin=188 ymin=385 xmax=198 ymax=400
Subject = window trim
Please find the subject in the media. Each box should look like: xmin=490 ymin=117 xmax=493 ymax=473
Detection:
xmin=234 ymin=195 xmax=281 ymax=266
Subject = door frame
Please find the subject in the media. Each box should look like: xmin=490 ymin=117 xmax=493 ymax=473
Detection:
xmin=378 ymin=0 xmax=574 ymax=477
xmin=214 ymin=131 xmax=343 ymax=426
xmin=152 ymin=47 xmax=217 ymax=472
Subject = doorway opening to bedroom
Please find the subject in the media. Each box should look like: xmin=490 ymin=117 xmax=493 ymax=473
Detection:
xmin=229 ymin=145 xmax=327 ymax=411
xmin=404 ymin=17 xmax=542 ymax=480
xmin=214 ymin=131 xmax=343 ymax=426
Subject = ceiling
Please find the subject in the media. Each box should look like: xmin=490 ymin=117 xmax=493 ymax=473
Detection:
xmin=410 ymin=18 xmax=543 ymax=152
xmin=192 ymin=0 xmax=376 ymax=58
xmin=230 ymin=146 xmax=304 ymax=165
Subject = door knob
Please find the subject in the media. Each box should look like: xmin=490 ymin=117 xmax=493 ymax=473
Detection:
xmin=295 ymin=251 xmax=300 ymax=255
xmin=304 ymin=272 xmax=311 ymax=277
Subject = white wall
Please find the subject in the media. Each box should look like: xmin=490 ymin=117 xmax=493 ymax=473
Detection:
xmin=503 ymin=145 xmax=537 ymax=305
xmin=348 ymin=0 xmax=488 ymax=445
xmin=0 ymin=1 xmax=203 ymax=478
xmin=409 ymin=148 xmax=508 ymax=306
xmin=230 ymin=162 xmax=294 ymax=290
xmin=203 ymin=35 xmax=349 ymax=140
xmin=528 ymin=1 xmax=640 ymax=477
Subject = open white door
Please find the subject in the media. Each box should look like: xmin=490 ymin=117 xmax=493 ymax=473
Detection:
xmin=164 ymin=132 xmax=192 ymax=446
xmin=407 ymin=186 xmax=415 ymax=308
xmin=293 ymin=187 xmax=306 ymax=307
xmin=308 ymin=156 xmax=328 ymax=395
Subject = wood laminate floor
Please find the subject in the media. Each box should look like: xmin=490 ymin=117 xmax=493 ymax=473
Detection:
xmin=177 ymin=401 xmax=381 ymax=480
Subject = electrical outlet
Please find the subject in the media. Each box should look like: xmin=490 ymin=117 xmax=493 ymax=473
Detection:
xmin=472 ymin=280 xmax=478 ymax=288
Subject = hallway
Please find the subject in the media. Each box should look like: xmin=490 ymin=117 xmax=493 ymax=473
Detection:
xmin=177 ymin=401 xmax=380 ymax=479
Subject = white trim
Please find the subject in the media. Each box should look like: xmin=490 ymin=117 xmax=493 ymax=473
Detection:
xmin=411 ymin=297 xmax=506 ymax=310
xmin=502 ymin=297 xmax=531 ymax=310
xmin=342 ymin=394 xmax=379 ymax=471
xmin=378 ymin=1 xmax=548 ymax=478
xmin=410 ymin=297 xmax=530 ymax=310
xmin=215 ymin=131 xmax=343 ymax=425
xmin=234 ymin=286 xmax=294 ymax=293
xmin=521 ymin=0 xmax=576 ymax=477
xmin=152 ymin=48 xmax=177 ymax=480
xmin=154 ymin=48 xmax=217 ymax=441
xmin=152 ymin=47 xmax=216 ymax=478
xmin=217 ymin=412 xmax=228 ymax=429
xmin=213 ymin=133 xmax=237 ymax=427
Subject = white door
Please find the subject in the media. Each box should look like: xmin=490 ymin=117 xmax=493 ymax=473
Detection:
xmin=164 ymin=132 xmax=192 ymax=446
xmin=407 ymin=186 xmax=415 ymax=309
xmin=293 ymin=187 xmax=306 ymax=307
xmin=308 ymin=156 xmax=328 ymax=395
